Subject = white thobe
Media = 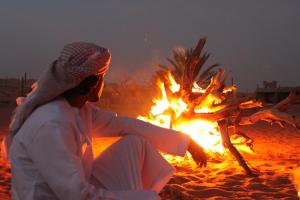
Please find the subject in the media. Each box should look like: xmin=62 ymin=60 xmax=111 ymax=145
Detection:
xmin=9 ymin=97 xmax=190 ymax=200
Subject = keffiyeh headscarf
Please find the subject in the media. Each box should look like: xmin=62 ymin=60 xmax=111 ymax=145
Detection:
xmin=3 ymin=42 xmax=111 ymax=157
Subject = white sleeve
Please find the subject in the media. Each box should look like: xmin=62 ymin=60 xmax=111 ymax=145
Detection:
xmin=27 ymin=121 xmax=121 ymax=200
xmin=92 ymin=107 xmax=190 ymax=156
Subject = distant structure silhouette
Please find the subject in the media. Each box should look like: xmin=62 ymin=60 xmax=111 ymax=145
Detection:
xmin=256 ymin=80 xmax=295 ymax=103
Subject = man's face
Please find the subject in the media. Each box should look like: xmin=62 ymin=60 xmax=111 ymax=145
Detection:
xmin=87 ymin=75 xmax=104 ymax=102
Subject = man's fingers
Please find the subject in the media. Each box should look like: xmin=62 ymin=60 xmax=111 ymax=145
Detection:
xmin=195 ymin=157 xmax=207 ymax=168
xmin=197 ymin=161 xmax=205 ymax=168
xmin=191 ymin=150 xmax=208 ymax=168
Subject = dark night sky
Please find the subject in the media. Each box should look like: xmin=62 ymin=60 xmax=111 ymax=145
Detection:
xmin=0 ymin=0 xmax=299 ymax=91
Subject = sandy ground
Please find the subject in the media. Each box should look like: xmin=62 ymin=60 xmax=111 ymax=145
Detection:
xmin=158 ymin=121 xmax=300 ymax=200
xmin=0 ymin=104 xmax=299 ymax=199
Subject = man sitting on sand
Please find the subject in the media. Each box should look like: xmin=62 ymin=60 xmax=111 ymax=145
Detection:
xmin=4 ymin=42 xmax=207 ymax=200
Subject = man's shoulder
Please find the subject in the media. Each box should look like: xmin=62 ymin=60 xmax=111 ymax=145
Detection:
xmin=13 ymin=98 xmax=72 ymax=145
xmin=30 ymin=98 xmax=71 ymax=123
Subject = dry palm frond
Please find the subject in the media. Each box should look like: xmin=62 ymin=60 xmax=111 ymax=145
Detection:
xmin=156 ymin=37 xmax=218 ymax=91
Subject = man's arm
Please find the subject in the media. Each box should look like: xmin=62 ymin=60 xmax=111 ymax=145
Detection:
xmin=91 ymin=106 xmax=208 ymax=166
xmin=91 ymin=106 xmax=190 ymax=156
xmin=187 ymin=139 xmax=208 ymax=167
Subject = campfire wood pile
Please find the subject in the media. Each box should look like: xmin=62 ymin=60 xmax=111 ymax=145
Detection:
xmin=140 ymin=38 xmax=300 ymax=177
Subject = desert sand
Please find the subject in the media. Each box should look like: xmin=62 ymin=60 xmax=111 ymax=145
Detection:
xmin=0 ymin=103 xmax=299 ymax=199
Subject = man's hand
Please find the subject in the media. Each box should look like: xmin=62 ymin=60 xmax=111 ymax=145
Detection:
xmin=187 ymin=139 xmax=208 ymax=167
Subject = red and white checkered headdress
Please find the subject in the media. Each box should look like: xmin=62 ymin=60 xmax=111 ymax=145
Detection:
xmin=58 ymin=42 xmax=111 ymax=81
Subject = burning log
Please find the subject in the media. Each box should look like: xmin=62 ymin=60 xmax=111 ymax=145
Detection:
xmin=190 ymin=69 xmax=225 ymax=111
xmin=218 ymin=119 xmax=256 ymax=176
xmin=180 ymin=106 xmax=240 ymax=122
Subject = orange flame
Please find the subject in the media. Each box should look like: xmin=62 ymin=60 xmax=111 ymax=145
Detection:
xmin=291 ymin=167 xmax=300 ymax=198
xmin=138 ymin=72 xmax=252 ymax=163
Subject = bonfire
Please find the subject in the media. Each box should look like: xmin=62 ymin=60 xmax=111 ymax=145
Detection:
xmin=138 ymin=38 xmax=300 ymax=177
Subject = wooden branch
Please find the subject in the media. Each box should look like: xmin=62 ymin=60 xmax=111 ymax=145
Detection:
xmin=222 ymin=85 xmax=237 ymax=93
xmin=239 ymin=108 xmax=300 ymax=129
xmin=218 ymin=119 xmax=256 ymax=177
xmin=239 ymin=99 xmax=263 ymax=109
xmin=179 ymin=105 xmax=240 ymax=123
xmin=181 ymin=38 xmax=206 ymax=95
xmin=238 ymin=87 xmax=300 ymax=129
xmin=190 ymin=69 xmax=226 ymax=110
xmin=191 ymin=83 xmax=216 ymax=107
xmin=231 ymin=131 xmax=254 ymax=147
xmin=274 ymin=87 xmax=300 ymax=112
xmin=179 ymin=97 xmax=263 ymax=123
xmin=201 ymin=98 xmax=262 ymax=118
